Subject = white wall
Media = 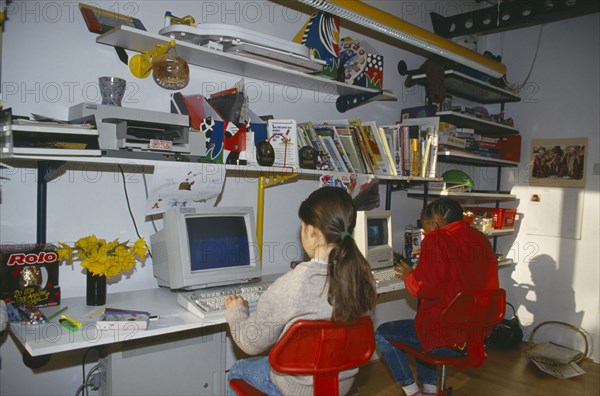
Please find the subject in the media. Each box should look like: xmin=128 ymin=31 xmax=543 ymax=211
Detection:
xmin=485 ymin=15 xmax=600 ymax=362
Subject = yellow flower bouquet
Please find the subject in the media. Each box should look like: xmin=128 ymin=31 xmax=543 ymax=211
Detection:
xmin=56 ymin=235 xmax=149 ymax=277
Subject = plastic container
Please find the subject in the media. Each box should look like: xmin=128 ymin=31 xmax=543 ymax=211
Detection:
xmin=493 ymin=208 xmax=517 ymax=229
xmin=464 ymin=207 xmax=517 ymax=229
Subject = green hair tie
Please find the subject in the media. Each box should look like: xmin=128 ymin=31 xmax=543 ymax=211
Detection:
xmin=340 ymin=231 xmax=352 ymax=241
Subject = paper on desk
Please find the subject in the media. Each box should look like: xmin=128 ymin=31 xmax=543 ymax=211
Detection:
xmin=146 ymin=162 xmax=225 ymax=216
xmin=532 ymin=360 xmax=586 ymax=379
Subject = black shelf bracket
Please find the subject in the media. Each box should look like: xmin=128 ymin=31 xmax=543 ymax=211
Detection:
xmin=336 ymin=92 xmax=381 ymax=113
xmin=430 ymin=0 xmax=599 ymax=39
xmin=35 ymin=161 xmax=66 ymax=244
xmin=384 ymin=180 xmax=429 ymax=211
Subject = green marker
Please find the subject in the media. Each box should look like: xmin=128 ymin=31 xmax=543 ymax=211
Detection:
xmin=46 ymin=306 xmax=68 ymax=321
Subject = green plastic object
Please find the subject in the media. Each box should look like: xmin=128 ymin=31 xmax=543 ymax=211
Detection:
xmin=442 ymin=170 xmax=474 ymax=189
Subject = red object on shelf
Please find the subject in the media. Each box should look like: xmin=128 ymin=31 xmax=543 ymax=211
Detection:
xmin=464 ymin=207 xmax=517 ymax=229
xmin=493 ymin=208 xmax=517 ymax=229
xmin=488 ymin=134 xmax=521 ymax=162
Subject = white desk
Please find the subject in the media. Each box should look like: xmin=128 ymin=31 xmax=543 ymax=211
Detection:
xmin=10 ymin=288 xmax=231 ymax=395
xmin=11 ymin=277 xmax=405 ymax=357
xmin=10 ymin=288 xmax=223 ymax=357
xmin=9 ymin=277 xmax=405 ymax=395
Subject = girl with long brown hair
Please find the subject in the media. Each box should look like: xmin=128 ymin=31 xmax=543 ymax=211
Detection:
xmin=225 ymin=186 xmax=376 ymax=395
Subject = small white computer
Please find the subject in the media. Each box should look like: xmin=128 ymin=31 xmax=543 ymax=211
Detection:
xmin=353 ymin=210 xmax=394 ymax=269
xmin=150 ymin=206 xmax=271 ymax=320
xmin=151 ymin=206 xmax=261 ymax=290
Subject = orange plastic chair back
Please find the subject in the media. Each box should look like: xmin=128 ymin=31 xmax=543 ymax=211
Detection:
xmin=440 ymin=289 xmax=506 ymax=368
xmin=391 ymin=289 xmax=506 ymax=395
xmin=230 ymin=316 xmax=375 ymax=396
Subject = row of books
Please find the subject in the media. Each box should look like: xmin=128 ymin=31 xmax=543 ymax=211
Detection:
xmin=285 ymin=117 xmax=439 ymax=178
xmin=438 ymin=123 xmax=505 ymax=159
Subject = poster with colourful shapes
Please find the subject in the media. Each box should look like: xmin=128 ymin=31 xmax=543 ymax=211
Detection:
xmin=297 ymin=11 xmax=340 ymax=79
xmin=339 ymin=38 xmax=383 ymax=90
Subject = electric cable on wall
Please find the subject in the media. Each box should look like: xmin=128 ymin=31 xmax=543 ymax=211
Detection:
xmin=142 ymin=172 xmax=159 ymax=233
xmin=118 ymin=165 xmax=152 ymax=258
xmin=502 ymin=24 xmax=544 ymax=93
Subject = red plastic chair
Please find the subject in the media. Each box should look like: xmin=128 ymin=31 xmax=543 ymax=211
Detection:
xmin=391 ymin=289 xmax=506 ymax=396
xmin=229 ymin=316 xmax=375 ymax=396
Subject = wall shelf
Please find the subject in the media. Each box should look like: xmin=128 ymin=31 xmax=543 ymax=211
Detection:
xmin=96 ymin=26 xmax=397 ymax=101
xmin=1 ymin=152 xmax=437 ymax=185
xmin=497 ymin=258 xmax=516 ymax=269
xmin=484 ymin=228 xmax=515 ymax=237
xmin=437 ymin=149 xmax=519 ymax=167
xmin=435 ymin=111 xmax=519 ymax=135
xmin=410 ymin=70 xmax=520 ymax=104
xmin=407 ymin=188 xmax=517 ymax=204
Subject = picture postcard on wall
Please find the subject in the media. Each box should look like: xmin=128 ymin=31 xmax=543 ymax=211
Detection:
xmin=529 ymin=137 xmax=587 ymax=188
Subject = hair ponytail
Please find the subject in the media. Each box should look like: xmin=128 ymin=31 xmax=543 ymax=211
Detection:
xmin=327 ymin=234 xmax=376 ymax=322
xmin=298 ymin=187 xmax=376 ymax=322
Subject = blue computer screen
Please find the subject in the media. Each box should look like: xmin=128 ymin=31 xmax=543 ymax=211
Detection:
xmin=186 ymin=216 xmax=250 ymax=271
xmin=367 ymin=218 xmax=387 ymax=246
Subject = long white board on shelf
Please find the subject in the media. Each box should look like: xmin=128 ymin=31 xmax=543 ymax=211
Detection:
xmin=96 ymin=26 xmax=396 ymax=99
xmin=159 ymin=24 xmax=326 ymax=73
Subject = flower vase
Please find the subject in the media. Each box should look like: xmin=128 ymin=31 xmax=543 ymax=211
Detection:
xmin=86 ymin=271 xmax=106 ymax=306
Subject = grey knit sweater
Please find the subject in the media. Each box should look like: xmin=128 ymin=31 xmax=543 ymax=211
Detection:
xmin=224 ymin=261 xmax=358 ymax=396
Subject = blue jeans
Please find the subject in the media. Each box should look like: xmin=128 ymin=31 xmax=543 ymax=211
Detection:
xmin=226 ymin=356 xmax=282 ymax=396
xmin=375 ymin=319 xmax=463 ymax=386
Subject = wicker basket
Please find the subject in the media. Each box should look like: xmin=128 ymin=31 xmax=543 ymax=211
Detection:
xmin=526 ymin=321 xmax=588 ymax=365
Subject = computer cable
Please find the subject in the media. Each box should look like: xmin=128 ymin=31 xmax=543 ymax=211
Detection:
xmin=118 ymin=165 xmax=152 ymax=258
xmin=142 ymin=172 xmax=159 ymax=233
xmin=75 ymin=363 xmax=100 ymax=396
xmin=501 ymin=24 xmax=544 ymax=93
xmin=76 ymin=347 xmax=101 ymax=396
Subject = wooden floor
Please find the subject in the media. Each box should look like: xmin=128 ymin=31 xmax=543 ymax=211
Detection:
xmin=350 ymin=343 xmax=600 ymax=395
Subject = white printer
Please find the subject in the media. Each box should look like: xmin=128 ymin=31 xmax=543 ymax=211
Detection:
xmin=68 ymin=103 xmax=204 ymax=155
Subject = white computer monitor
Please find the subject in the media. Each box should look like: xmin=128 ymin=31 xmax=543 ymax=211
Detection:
xmin=354 ymin=210 xmax=394 ymax=269
xmin=150 ymin=206 xmax=261 ymax=290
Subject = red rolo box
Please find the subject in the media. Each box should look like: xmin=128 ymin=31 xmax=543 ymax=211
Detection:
xmin=0 ymin=244 xmax=61 ymax=307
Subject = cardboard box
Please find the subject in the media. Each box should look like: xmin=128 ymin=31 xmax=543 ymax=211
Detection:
xmin=340 ymin=37 xmax=384 ymax=90
xmin=0 ymin=244 xmax=61 ymax=307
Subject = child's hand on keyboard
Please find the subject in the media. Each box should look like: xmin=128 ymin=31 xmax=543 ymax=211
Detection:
xmin=394 ymin=262 xmax=414 ymax=280
xmin=224 ymin=295 xmax=249 ymax=309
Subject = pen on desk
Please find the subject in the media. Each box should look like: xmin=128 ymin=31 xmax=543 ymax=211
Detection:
xmin=149 ymin=315 xmax=160 ymax=321
xmin=46 ymin=306 xmax=68 ymax=321
xmin=60 ymin=314 xmax=82 ymax=329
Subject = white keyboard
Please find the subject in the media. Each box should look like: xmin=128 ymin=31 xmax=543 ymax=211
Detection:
xmin=372 ymin=266 xmax=405 ymax=293
xmin=177 ymin=281 xmax=272 ymax=320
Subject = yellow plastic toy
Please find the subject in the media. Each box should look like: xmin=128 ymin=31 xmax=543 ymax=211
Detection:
xmin=128 ymin=40 xmax=176 ymax=79
xmin=164 ymin=11 xmax=195 ymax=27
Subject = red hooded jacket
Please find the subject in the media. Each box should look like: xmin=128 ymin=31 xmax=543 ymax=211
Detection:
xmin=404 ymin=220 xmax=499 ymax=352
